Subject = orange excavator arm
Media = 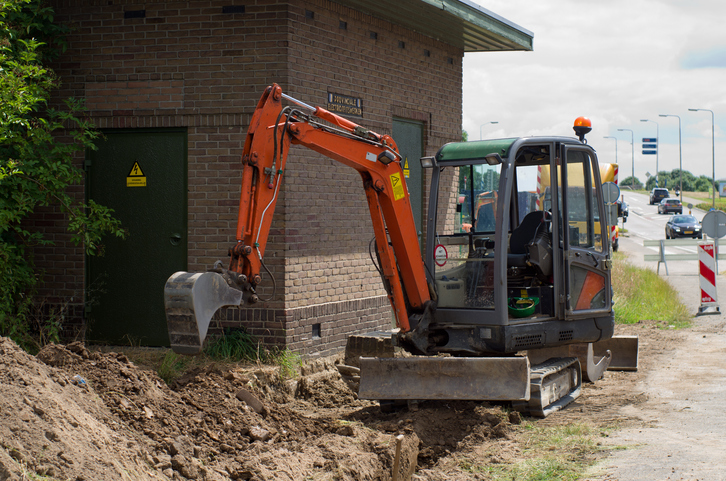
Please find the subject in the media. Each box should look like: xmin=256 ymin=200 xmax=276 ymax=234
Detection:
xmin=230 ymin=84 xmax=430 ymax=332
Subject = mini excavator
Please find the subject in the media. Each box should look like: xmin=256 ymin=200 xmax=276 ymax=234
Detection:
xmin=164 ymin=84 xmax=638 ymax=417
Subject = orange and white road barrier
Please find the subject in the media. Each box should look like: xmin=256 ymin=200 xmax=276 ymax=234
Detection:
xmin=697 ymin=242 xmax=720 ymax=316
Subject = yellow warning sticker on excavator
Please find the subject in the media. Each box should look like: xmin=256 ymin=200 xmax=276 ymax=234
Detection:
xmin=389 ymin=172 xmax=405 ymax=201
xmin=127 ymin=161 xmax=147 ymax=187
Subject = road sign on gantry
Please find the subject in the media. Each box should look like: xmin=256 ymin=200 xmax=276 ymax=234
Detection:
xmin=642 ymin=138 xmax=657 ymax=156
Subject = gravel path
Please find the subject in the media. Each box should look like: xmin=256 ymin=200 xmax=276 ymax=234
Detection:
xmin=587 ymin=233 xmax=726 ymax=481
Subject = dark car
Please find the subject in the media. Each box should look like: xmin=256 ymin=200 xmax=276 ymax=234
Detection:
xmin=658 ymin=198 xmax=682 ymax=214
xmin=665 ymin=214 xmax=702 ymax=239
xmin=650 ymin=187 xmax=669 ymax=205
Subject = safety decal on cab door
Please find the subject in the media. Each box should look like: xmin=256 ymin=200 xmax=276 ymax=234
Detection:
xmin=389 ymin=172 xmax=405 ymax=201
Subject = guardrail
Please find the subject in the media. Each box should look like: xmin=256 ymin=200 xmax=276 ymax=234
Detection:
xmin=643 ymin=238 xmax=726 ymax=275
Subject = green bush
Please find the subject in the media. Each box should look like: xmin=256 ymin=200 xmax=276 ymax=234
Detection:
xmin=0 ymin=0 xmax=125 ymax=352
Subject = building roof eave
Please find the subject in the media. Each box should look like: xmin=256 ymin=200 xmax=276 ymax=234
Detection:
xmin=337 ymin=0 xmax=533 ymax=52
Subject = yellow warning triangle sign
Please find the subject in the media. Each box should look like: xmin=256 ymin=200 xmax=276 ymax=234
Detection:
xmin=128 ymin=161 xmax=145 ymax=177
xmin=127 ymin=161 xmax=147 ymax=187
xmin=404 ymin=158 xmax=409 ymax=169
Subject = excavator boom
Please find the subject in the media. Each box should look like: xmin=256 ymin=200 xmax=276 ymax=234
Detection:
xmin=164 ymin=84 xmax=432 ymax=354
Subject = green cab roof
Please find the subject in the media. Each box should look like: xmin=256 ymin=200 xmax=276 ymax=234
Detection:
xmin=436 ymin=138 xmax=517 ymax=163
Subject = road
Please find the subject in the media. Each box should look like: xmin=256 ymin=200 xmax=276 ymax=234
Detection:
xmin=617 ymin=191 xmax=722 ymax=276
xmin=589 ymin=192 xmax=726 ymax=481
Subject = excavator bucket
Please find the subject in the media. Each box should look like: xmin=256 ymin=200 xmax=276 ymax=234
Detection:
xmin=357 ymin=356 xmax=531 ymax=401
xmin=164 ymin=271 xmax=243 ymax=354
xmin=593 ymin=335 xmax=639 ymax=371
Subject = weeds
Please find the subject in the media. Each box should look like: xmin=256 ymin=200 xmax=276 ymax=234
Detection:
xmin=1 ymin=293 xmax=77 ymax=355
xmin=465 ymin=422 xmax=603 ymax=481
xmin=203 ymin=328 xmax=300 ymax=375
xmin=276 ymin=349 xmax=302 ymax=380
xmin=157 ymin=350 xmax=192 ymax=385
xmin=204 ymin=328 xmax=265 ymax=362
xmin=611 ymin=252 xmax=691 ymax=327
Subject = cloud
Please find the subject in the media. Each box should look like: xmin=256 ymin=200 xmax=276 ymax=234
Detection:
xmin=463 ymin=0 xmax=726 ymax=181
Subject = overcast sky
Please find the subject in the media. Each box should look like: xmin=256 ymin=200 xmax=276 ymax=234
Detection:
xmin=464 ymin=0 xmax=726 ymax=185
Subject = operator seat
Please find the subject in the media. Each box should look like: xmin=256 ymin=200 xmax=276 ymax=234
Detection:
xmin=507 ymin=210 xmax=545 ymax=268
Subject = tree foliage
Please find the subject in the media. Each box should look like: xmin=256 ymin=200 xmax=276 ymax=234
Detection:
xmin=0 ymin=0 xmax=125 ymax=352
xmin=620 ymin=176 xmax=643 ymax=190
xmin=645 ymin=169 xmax=715 ymax=192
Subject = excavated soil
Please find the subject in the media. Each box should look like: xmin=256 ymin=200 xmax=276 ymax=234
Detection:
xmin=0 ymin=319 xmax=672 ymax=481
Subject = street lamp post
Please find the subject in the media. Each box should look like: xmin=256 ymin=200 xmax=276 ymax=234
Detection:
xmin=688 ymin=108 xmax=716 ymax=209
xmin=480 ymin=121 xmax=499 ymax=140
xmin=603 ymin=136 xmax=618 ymax=164
xmin=640 ymin=119 xmax=659 ymax=186
xmin=659 ymin=114 xmax=683 ymax=202
xmin=617 ymin=129 xmax=634 ymax=189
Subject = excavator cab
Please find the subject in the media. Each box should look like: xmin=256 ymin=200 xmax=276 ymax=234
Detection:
xmin=363 ymin=136 xmax=621 ymax=415
xmin=421 ymin=138 xmax=614 ymax=356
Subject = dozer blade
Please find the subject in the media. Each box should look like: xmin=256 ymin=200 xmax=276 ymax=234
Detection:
xmin=593 ymin=335 xmax=639 ymax=371
xmin=528 ymin=343 xmax=612 ymax=382
xmin=164 ymin=271 xmax=243 ymax=354
xmin=357 ymin=356 xmax=531 ymax=401
xmin=513 ymin=357 xmax=582 ymax=418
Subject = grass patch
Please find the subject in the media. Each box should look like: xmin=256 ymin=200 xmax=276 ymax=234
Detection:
xmin=157 ymin=350 xmax=193 ymax=384
xmin=611 ymin=252 xmax=690 ymax=327
xmin=116 ymin=328 xmax=302 ymax=385
xmin=275 ymin=349 xmax=302 ymax=379
xmin=695 ymin=201 xmax=726 ymax=212
xmin=675 ymin=190 xmax=724 ymax=211
xmin=204 ymin=328 xmax=265 ymax=362
xmin=201 ymin=328 xmax=302 ymax=379
xmin=685 ymin=191 xmax=711 ymax=200
xmin=203 ymin=328 xmax=301 ymax=377
xmin=458 ymin=422 xmax=606 ymax=481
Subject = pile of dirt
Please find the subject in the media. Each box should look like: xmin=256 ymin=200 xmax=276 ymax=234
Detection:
xmin=0 ymin=338 xmax=157 ymax=481
xmin=0 ymin=320 xmax=668 ymax=480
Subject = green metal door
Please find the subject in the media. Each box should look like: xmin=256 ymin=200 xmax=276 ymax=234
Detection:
xmin=392 ymin=119 xmax=424 ymax=236
xmin=86 ymin=129 xmax=187 ymax=346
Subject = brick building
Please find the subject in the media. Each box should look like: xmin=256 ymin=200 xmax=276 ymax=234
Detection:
xmin=41 ymin=0 xmax=532 ymax=356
